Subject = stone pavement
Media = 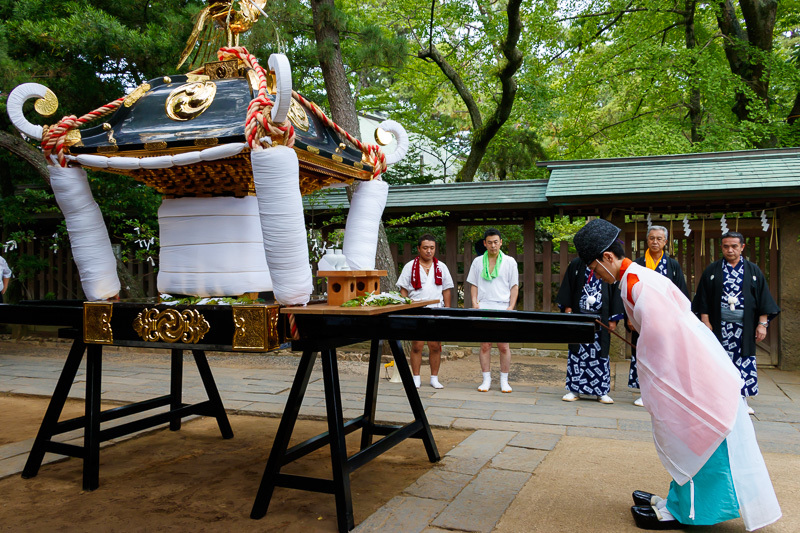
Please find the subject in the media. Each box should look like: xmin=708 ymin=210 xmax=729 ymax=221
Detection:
xmin=1 ymin=351 xmax=799 ymax=532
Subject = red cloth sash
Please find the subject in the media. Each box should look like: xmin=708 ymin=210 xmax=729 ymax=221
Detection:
xmin=411 ymin=256 xmax=442 ymax=290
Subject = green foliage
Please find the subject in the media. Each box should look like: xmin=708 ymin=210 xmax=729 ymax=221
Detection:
xmin=385 ymin=210 xmax=449 ymax=227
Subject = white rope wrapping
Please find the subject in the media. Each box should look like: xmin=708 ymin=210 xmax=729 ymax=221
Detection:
xmin=157 ymin=197 xmax=273 ymax=297
xmin=268 ymin=54 xmax=292 ymax=123
xmin=7 ymin=83 xmax=48 ymax=140
xmin=251 ymin=147 xmax=312 ymax=305
xmin=342 ymin=179 xmax=389 ymax=270
xmin=376 ymin=120 xmax=409 ymax=165
xmin=48 ymin=165 xmax=120 ymax=300
xmin=73 ymin=143 xmax=247 ymax=170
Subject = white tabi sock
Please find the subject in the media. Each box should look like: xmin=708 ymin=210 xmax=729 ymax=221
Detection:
xmin=478 ymin=371 xmax=491 ymax=392
xmin=412 ymin=375 xmax=421 ymax=388
xmin=500 ymin=372 xmax=512 ymax=393
xmin=654 ymin=498 xmax=675 ymax=521
xmin=430 ymin=376 xmax=444 ymax=389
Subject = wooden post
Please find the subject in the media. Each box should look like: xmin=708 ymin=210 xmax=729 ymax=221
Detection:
xmin=463 ymin=240 xmax=474 ymax=309
xmin=523 ymin=217 xmax=536 ymax=311
xmin=769 ymin=226 xmax=779 ymax=365
xmin=558 ymin=241 xmax=568 ymax=277
xmin=446 ymin=220 xmax=458 ymax=308
xmin=542 ymin=240 xmax=552 ymax=312
xmin=403 ymin=242 xmax=412 ymax=267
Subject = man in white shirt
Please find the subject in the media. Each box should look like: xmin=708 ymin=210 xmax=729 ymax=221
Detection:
xmin=0 ymin=255 xmax=11 ymax=303
xmin=466 ymin=228 xmax=519 ymax=393
xmin=397 ymin=234 xmax=454 ymax=388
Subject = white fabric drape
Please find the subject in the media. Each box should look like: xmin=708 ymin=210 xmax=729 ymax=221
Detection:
xmin=48 ymin=165 xmax=120 ymax=300
xmin=251 ymin=147 xmax=312 ymax=305
xmin=157 ymin=196 xmax=272 ymax=297
xmin=623 ymin=262 xmax=741 ymax=484
xmin=342 ymin=179 xmax=388 ymax=270
xmin=727 ymin=399 xmax=782 ymax=531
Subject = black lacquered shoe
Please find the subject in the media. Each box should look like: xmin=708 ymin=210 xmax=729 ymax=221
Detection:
xmin=632 ymin=490 xmax=658 ymax=506
xmin=630 ymin=505 xmax=683 ymax=530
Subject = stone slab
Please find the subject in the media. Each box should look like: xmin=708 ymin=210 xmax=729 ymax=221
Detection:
xmin=431 ymin=468 xmax=530 ymax=532
xmin=492 ymin=410 xmax=618 ymax=429
xmin=445 ymin=430 xmax=516 ymax=459
xmin=490 ymin=446 xmax=547 ymax=473
xmin=566 ymin=426 xmax=654 ymax=442
xmin=452 ymin=418 xmax=566 ymax=435
xmin=353 ymin=495 xmax=447 ymax=533
xmin=403 ymin=469 xmax=474 ymax=501
xmin=436 ymin=456 xmax=490 ymax=476
xmin=507 ymin=432 xmax=561 ymax=451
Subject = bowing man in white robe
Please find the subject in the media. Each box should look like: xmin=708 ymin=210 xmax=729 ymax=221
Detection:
xmin=573 ymin=218 xmax=780 ymax=532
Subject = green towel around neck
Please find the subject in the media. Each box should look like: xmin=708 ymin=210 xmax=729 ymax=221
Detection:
xmin=482 ymin=251 xmax=503 ymax=281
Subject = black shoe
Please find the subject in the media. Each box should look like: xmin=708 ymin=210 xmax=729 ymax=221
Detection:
xmin=632 ymin=490 xmax=658 ymax=506
xmin=630 ymin=505 xmax=683 ymax=530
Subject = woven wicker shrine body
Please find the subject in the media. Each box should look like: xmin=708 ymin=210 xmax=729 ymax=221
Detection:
xmin=68 ymin=60 xmax=373 ymax=198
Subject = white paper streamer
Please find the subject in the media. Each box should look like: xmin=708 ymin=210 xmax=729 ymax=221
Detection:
xmin=251 ymin=147 xmax=313 ymax=305
xmin=157 ymin=196 xmax=272 ymax=297
xmin=343 ymin=179 xmax=389 ymax=270
xmin=48 ymin=165 xmax=120 ymax=300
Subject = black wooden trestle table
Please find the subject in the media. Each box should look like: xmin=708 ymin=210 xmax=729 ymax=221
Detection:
xmin=250 ymin=303 xmax=597 ymax=532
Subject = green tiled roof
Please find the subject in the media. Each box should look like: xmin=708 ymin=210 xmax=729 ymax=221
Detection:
xmin=542 ymin=148 xmax=800 ymax=206
xmin=304 ymin=180 xmax=549 ymax=214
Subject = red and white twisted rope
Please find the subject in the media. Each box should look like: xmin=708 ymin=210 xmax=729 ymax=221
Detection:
xmin=41 ymin=98 xmax=125 ymax=167
xmin=218 ymin=46 xmax=296 ymax=150
xmin=220 ymin=46 xmax=386 ymax=178
xmin=291 ymin=91 xmax=387 ymax=179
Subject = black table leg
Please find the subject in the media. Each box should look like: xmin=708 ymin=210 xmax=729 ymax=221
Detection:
xmin=22 ymin=339 xmax=86 ymax=479
xmin=191 ymin=350 xmax=233 ymax=439
xmin=388 ymin=340 xmax=440 ymax=463
xmin=360 ymin=339 xmax=383 ymax=450
xmin=251 ymin=349 xmax=318 ymax=520
xmin=170 ymin=349 xmax=183 ymax=431
xmin=83 ymin=344 xmax=103 ymax=491
xmin=321 ymin=348 xmax=354 ymax=533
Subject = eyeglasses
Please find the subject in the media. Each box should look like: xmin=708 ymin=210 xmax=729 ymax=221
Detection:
xmin=647 ymin=236 xmax=666 ymax=242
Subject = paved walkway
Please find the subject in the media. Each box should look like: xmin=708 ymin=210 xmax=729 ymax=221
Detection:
xmin=1 ymin=351 xmax=799 ymax=532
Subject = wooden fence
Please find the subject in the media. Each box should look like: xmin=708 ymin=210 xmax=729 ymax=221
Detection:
xmin=390 ymin=240 xmax=576 ymax=311
xmin=9 ymin=241 xmax=157 ymax=301
xmin=391 ymin=222 xmax=778 ymax=364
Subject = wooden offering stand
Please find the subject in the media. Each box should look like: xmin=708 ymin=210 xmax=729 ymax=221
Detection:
xmin=317 ymin=270 xmax=386 ymax=305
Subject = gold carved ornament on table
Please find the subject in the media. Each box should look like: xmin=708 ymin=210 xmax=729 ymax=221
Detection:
xmin=165 ymin=81 xmax=217 ymax=121
xmin=232 ymin=305 xmax=281 ymax=351
xmin=84 ymin=302 xmax=114 ymax=344
xmin=133 ymin=308 xmax=210 ymax=344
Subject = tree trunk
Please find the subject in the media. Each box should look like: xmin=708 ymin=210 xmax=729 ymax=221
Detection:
xmin=714 ymin=0 xmax=778 ymax=147
xmin=419 ymin=0 xmax=523 ymax=182
xmin=310 ymin=0 xmax=360 ymax=139
xmin=309 ymin=0 xmax=397 ymax=291
xmin=0 ymin=131 xmax=50 ymax=190
xmin=684 ymin=1 xmax=703 ymax=143
xmin=116 ymin=257 xmax=146 ymax=298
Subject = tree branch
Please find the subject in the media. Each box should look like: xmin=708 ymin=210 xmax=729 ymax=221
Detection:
xmin=0 ymin=131 xmax=49 ymax=185
xmin=418 ymin=45 xmax=484 ymax=130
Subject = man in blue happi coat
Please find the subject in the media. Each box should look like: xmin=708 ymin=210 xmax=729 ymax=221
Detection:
xmin=692 ymin=232 xmax=779 ymax=415
xmin=556 ymin=255 xmax=623 ymax=404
